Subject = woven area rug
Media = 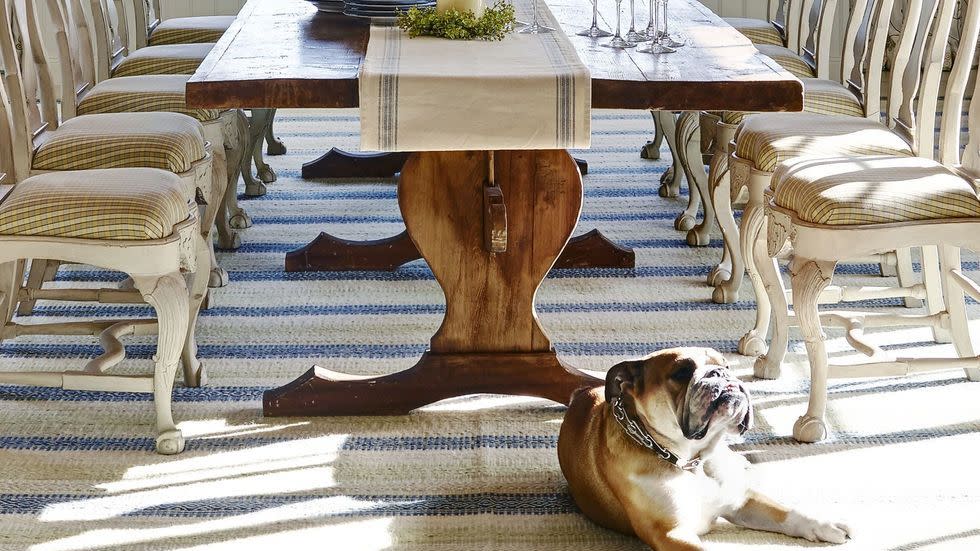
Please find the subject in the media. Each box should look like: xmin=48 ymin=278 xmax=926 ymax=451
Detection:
xmin=1 ymin=110 xmax=978 ymax=550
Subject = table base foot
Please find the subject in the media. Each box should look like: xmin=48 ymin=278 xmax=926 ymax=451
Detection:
xmin=284 ymin=228 xmax=634 ymax=272
xmin=300 ymin=149 xmax=589 ymax=179
xmin=263 ymin=351 xmax=601 ymax=416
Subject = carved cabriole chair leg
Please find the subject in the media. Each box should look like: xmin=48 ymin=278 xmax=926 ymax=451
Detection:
xmin=224 ymin=110 xmax=253 ymax=231
xmin=674 ymin=112 xmax=702 ymax=232
xmin=265 ymin=109 xmax=286 ymax=155
xmin=0 ymin=261 xmax=24 ymax=335
xmin=752 ymin=210 xmax=789 ymax=379
xmin=895 ymin=247 xmax=923 ymax=307
xmin=789 ymin=256 xmax=837 ymax=443
xmin=133 ymin=272 xmax=190 ymax=455
xmin=241 ymin=109 xmax=275 ymax=196
xmin=680 ymin=113 xmax=715 ymax=247
xmin=737 ymin=170 xmax=770 ymax=357
xmin=640 ymin=109 xmax=664 ymax=160
xmin=655 ymin=111 xmax=683 ymax=198
xmin=181 ymin=234 xmax=211 ymax=387
xmin=708 ymin=141 xmax=743 ymax=300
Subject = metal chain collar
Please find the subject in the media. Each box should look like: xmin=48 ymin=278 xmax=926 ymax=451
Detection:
xmin=611 ymin=396 xmax=702 ymax=472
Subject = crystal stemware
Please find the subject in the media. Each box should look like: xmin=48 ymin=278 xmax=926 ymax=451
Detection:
xmin=624 ymin=0 xmax=648 ymax=43
xmin=602 ymin=0 xmax=635 ymax=48
xmin=577 ymin=0 xmax=613 ymax=38
xmin=519 ymin=0 xmax=555 ymax=34
xmin=638 ymin=0 xmax=674 ymax=53
xmin=660 ymin=0 xmax=685 ymax=47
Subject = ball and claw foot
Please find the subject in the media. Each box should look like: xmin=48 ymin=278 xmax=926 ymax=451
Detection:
xmin=229 ymin=208 xmax=252 ymax=230
xmin=640 ymin=141 xmax=661 ymax=160
xmin=658 ymin=169 xmax=678 ymax=198
xmin=674 ymin=213 xmax=696 ymax=231
xmin=216 ymin=231 xmax=241 ymax=251
xmin=738 ymin=331 xmax=768 ymax=357
xmin=706 ymin=265 xmax=730 ymax=287
xmin=793 ymin=415 xmax=828 ymax=443
xmin=753 ymin=355 xmax=781 ymax=380
xmin=257 ymin=165 xmax=277 ymax=184
xmin=686 ymin=228 xmax=710 ymax=246
xmin=209 ymin=266 xmax=230 ymax=288
xmin=711 ymin=283 xmax=737 ymax=304
xmin=156 ymin=429 xmax=185 ymax=455
xmin=267 ymin=137 xmax=287 ymax=156
xmin=244 ymin=181 xmax=267 ymax=197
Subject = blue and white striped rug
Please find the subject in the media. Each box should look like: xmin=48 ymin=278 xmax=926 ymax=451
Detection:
xmin=1 ymin=110 xmax=978 ymax=550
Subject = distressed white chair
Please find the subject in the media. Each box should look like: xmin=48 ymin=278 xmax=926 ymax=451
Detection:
xmin=130 ymin=0 xmax=284 ymax=192
xmin=733 ymin=0 xmax=949 ymax=378
xmin=0 ymin=44 xmax=207 ymax=454
xmin=83 ymin=0 xmax=249 ymax=262
xmin=706 ymin=0 xmax=891 ymax=304
xmin=764 ymin=0 xmax=980 ymax=442
xmin=1 ymin=0 xmax=213 ymax=312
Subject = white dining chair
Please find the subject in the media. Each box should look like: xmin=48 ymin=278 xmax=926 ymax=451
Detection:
xmin=763 ymin=0 xmax=980 ymax=442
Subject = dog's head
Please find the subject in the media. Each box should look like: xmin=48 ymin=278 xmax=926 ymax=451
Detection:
xmin=605 ymin=347 xmax=752 ymax=443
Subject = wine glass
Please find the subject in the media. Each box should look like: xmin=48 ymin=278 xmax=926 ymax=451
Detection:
xmin=577 ymin=0 xmax=612 ymax=38
xmin=660 ymin=0 xmax=685 ymax=47
xmin=602 ymin=0 xmax=635 ymax=48
xmin=624 ymin=0 xmax=648 ymax=43
xmin=638 ymin=0 xmax=674 ymax=53
xmin=519 ymin=0 xmax=555 ymax=34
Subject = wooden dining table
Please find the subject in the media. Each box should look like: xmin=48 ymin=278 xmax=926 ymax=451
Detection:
xmin=186 ymin=0 xmax=802 ymax=417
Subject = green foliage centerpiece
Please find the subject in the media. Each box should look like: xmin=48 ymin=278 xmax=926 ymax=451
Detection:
xmin=397 ymin=1 xmax=517 ymax=41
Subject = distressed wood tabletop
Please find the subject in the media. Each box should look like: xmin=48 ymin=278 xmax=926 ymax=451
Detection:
xmin=186 ymin=0 xmax=803 ymax=112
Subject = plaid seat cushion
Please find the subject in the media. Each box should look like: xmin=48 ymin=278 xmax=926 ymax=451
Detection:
xmin=773 ymin=155 xmax=980 ymax=225
xmin=78 ymin=75 xmax=221 ymax=122
xmin=755 ymin=44 xmax=815 ymax=78
xmin=148 ymin=16 xmax=235 ymax=46
xmin=33 ymin=112 xmax=207 ymax=174
xmin=723 ymin=17 xmax=783 ymax=46
xmin=111 ymin=43 xmax=213 ymax=78
xmin=734 ymin=113 xmax=914 ymax=172
xmin=0 ymin=168 xmax=190 ymax=240
xmin=722 ymin=78 xmax=864 ymax=125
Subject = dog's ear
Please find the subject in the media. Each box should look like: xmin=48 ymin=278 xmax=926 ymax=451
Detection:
xmin=738 ymin=391 xmax=754 ymax=435
xmin=605 ymin=360 xmax=642 ymax=403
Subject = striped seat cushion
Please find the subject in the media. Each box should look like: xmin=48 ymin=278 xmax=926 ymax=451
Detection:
xmin=734 ymin=113 xmax=914 ymax=172
xmin=722 ymin=78 xmax=865 ymax=125
xmin=148 ymin=16 xmax=235 ymax=46
xmin=755 ymin=44 xmax=815 ymax=78
xmin=772 ymin=155 xmax=980 ymax=225
xmin=33 ymin=112 xmax=207 ymax=174
xmin=0 ymin=168 xmax=190 ymax=240
xmin=723 ymin=17 xmax=783 ymax=46
xmin=111 ymin=43 xmax=213 ymax=78
xmin=78 ymin=75 xmax=221 ymax=122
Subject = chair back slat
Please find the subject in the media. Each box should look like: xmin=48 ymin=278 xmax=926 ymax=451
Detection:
xmin=129 ymin=0 xmax=156 ymax=48
xmin=911 ymin=0 xmax=958 ymax=157
xmin=946 ymin=0 xmax=980 ymax=171
xmin=89 ymin=0 xmax=127 ymax=79
xmin=851 ymin=0 xmax=896 ymax=119
xmin=885 ymin=0 xmax=941 ymax=149
xmin=0 ymin=0 xmax=49 ymax=179
xmin=44 ymin=0 xmax=96 ymax=118
xmin=798 ymin=0 xmax=839 ymax=79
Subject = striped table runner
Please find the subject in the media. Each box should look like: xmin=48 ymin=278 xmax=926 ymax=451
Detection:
xmin=358 ymin=0 xmax=591 ymax=152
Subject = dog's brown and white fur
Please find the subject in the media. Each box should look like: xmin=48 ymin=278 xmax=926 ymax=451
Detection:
xmin=558 ymin=347 xmax=850 ymax=550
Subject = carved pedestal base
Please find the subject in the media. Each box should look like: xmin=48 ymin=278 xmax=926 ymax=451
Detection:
xmin=266 ymin=150 xmax=603 ymax=417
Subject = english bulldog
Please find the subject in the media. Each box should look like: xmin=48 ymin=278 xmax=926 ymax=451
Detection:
xmin=558 ymin=347 xmax=850 ymax=550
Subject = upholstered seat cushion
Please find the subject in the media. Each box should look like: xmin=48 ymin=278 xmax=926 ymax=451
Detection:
xmin=723 ymin=17 xmax=783 ymax=46
xmin=0 ymin=168 xmax=190 ymax=240
xmin=723 ymin=78 xmax=864 ymax=125
xmin=33 ymin=112 xmax=207 ymax=174
xmin=772 ymin=155 xmax=980 ymax=225
xmin=111 ymin=43 xmax=213 ymax=78
xmin=148 ymin=16 xmax=235 ymax=46
xmin=78 ymin=75 xmax=221 ymax=122
xmin=755 ymin=44 xmax=815 ymax=78
xmin=734 ymin=113 xmax=914 ymax=172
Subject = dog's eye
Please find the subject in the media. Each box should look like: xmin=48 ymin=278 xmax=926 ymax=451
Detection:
xmin=670 ymin=364 xmax=696 ymax=383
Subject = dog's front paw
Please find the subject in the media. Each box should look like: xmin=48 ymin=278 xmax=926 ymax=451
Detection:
xmin=790 ymin=512 xmax=851 ymax=544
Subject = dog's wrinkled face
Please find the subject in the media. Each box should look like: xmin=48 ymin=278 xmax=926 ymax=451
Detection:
xmin=605 ymin=347 xmax=752 ymax=442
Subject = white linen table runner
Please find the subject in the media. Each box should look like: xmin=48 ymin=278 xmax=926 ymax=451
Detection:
xmin=358 ymin=1 xmax=591 ymax=152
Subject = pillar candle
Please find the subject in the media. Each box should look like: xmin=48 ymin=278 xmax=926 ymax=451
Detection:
xmin=436 ymin=0 xmax=485 ymax=17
